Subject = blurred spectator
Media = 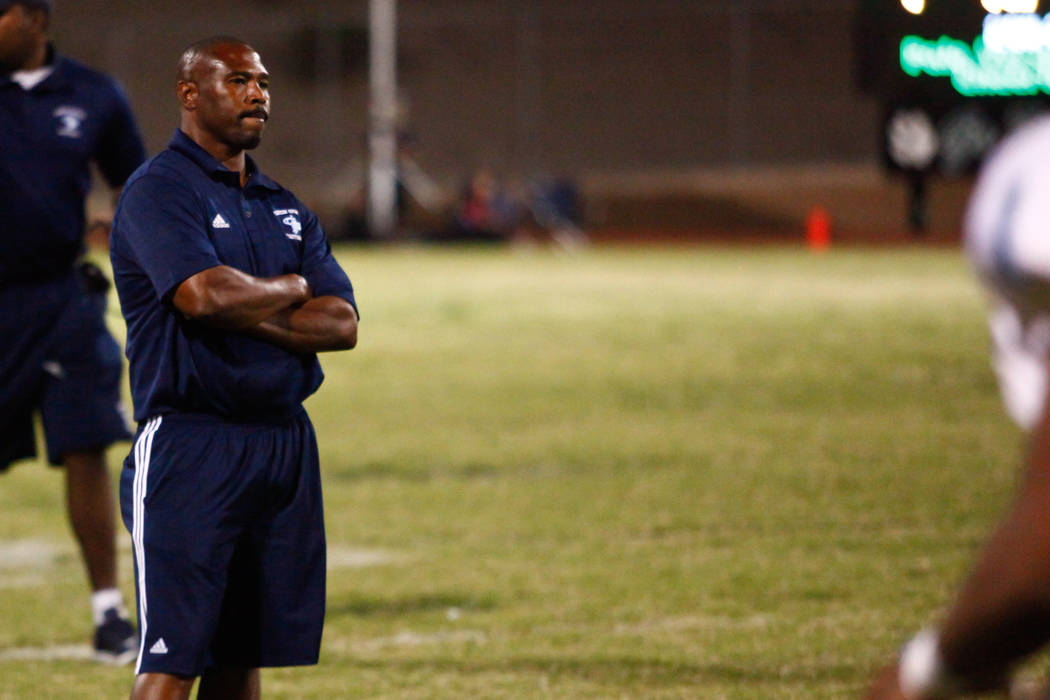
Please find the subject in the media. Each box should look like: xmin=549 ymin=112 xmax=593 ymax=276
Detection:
xmin=441 ymin=167 xmax=525 ymax=243
xmin=526 ymin=175 xmax=589 ymax=250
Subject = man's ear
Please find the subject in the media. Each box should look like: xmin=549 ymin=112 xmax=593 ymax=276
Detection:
xmin=176 ymin=80 xmax=198 ymax=110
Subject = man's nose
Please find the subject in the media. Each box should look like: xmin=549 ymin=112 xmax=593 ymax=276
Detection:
xmin=246 ymin=82 xmax=266 ymax=103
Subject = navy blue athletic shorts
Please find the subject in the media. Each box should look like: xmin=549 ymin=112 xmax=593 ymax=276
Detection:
xmin=119 ymin=409 xmax=326 ymax=676
xmin=0 ymin=271 xmax=131 ymax=470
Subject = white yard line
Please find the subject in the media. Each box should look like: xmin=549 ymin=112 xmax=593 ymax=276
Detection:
xmin=0 ymin=573 xmax=47 ymax=590
xmin=0 ymin=539 xmax=67 ymax=570
xmin=326 ymin=545 xmax=406 ymax=569
xmin=341 ymin=629 xmax=488 ymax=653
xmin=0 ymin=645 xmax=93 ymax=662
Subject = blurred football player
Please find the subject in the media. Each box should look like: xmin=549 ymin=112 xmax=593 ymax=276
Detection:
xmin=865 ymin=114 xmax=1050 ymax=699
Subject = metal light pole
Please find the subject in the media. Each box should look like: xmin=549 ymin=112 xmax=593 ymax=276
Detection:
xmin=368 ymin=0 xmax=398 ymax=238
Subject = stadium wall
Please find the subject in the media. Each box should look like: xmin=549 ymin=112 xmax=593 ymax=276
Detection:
xmin=62 ymin=0 xmax=961 ymax=238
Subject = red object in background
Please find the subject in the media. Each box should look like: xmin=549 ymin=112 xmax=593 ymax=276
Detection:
xmin=806 ymin=206 xmax=832 ymax=251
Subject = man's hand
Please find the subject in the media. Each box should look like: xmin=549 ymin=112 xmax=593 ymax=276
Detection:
xmin=248 ymin=295 xmax=358 ymax=354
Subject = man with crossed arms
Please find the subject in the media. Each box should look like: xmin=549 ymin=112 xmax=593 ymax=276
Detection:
xmin=110 ymin=36 xmax=358 ymax=699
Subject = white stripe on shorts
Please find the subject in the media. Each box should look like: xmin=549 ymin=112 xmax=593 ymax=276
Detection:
xmin=132 ymin=416 xmax=162 ymax=674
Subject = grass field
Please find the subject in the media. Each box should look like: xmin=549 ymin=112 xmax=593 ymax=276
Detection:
xmin=0 ymin=244 xmax=1028 ymax=698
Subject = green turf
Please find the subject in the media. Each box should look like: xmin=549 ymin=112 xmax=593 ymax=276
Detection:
xmin=0 ymin=244 xmax=1027 ymax=697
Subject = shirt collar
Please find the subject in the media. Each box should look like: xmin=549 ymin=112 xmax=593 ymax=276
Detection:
xmin=168 ymin=129 xmax=282 ymax=192
xmin=0 ymin=44 xmax=66 ymax=91
xmin=0 ymin=45 xmax=70 ymax=92
xmin=11 ymin=64 xmax=53 ymax=90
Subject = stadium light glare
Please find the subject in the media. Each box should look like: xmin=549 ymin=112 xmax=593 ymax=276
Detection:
xmin=982 ymin=0 xmax=1040 ymax=13
xmin=901 ymin=0 xmax=925 ymax=15
xmin=982 ymin=12 xmax=1049 ymax=53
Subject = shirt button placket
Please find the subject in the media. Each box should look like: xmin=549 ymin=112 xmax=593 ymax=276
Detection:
xmin=240 ymin=194 xmax=263 ymax=272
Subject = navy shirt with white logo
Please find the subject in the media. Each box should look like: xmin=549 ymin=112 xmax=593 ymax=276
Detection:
xmin=110 ymin=130 xmax=358 ymax=422
xmin=0 ymin=51 xmax=146 ymax=284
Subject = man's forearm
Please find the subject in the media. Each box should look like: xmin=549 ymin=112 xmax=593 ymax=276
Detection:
xmin=173 ymin=265 xmax=312 ymax=329
xmin=865 ymin=407 xmax=1050 ymax=700
xmin=935 ymin=412 xmax=1050 ymax=682
xmin=247 ymin=295 xmax=358 ymax=354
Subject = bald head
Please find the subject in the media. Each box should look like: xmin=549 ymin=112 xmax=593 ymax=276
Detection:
xmin=177 ymin=35 xmax=251 ymax=83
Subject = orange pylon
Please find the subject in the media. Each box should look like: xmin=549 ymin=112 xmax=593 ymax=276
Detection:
xmin=805 ymin=206 xmax=831 ymax=251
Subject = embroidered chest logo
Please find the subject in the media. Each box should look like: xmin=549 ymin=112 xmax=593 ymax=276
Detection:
xmin=273 ymin=209 xmax=302 ymax=241
xmin=53 ymin=106 xmax=87 ymax=139
xmin=212 ymin=213 xmax=231 ymax=229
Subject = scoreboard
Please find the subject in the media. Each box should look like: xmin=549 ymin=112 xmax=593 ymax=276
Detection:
xmin=856 ymin=0 xmax=1050 ymax=175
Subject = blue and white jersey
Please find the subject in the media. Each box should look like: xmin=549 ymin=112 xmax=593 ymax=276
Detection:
xmin=110 ymin=130 xmax=357 ymax=422
xmin=0 ymin=49 xmax=146 ymax=284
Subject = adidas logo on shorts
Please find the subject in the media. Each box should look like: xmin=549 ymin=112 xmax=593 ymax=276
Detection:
xmin=149 ymin=638 xmax=169 ymax=655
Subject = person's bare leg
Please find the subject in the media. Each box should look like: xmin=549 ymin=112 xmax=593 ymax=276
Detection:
xmin=197 ymin=666 xmax=260 ymax=700
xmin=63 ymin=448 xmax=118 ymax=591
xmin=130 ymin=673 xmax=196 ymax=700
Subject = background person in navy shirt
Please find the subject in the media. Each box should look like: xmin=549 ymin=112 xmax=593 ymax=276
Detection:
xmin=0 ymin=0 xmax=145 ymax=663
xmin=110 ymin=37 xmax=357 ymax=700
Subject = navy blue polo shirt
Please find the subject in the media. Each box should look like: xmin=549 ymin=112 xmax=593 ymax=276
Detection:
xmin=0 ymin=49 xmax=146 ymax=284
xmin=110 ymin=130 xmax=358 ymax=422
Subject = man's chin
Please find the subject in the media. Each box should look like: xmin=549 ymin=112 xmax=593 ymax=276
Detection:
xmin=233 ymin=132 xmax=263 ymax=151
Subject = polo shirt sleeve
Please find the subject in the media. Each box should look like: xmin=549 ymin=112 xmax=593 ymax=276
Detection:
xmin=115 ymin=175 xmax=222 ymax=303
xmin=299 ymin=206 xmax=359 ymax=317
xmin=94 ymin=81 xmax=147 ymax=188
